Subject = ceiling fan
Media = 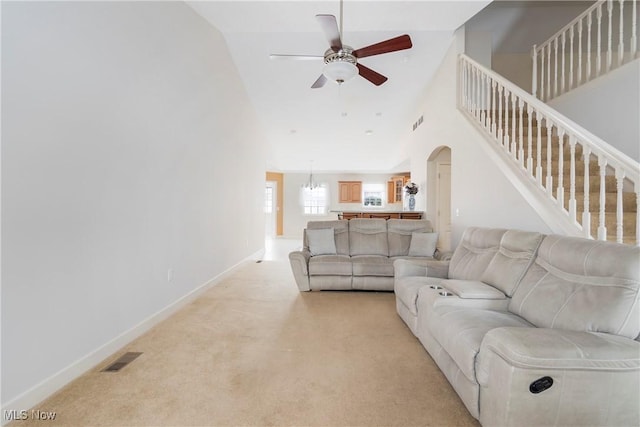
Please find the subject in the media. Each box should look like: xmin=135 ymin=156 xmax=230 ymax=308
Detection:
xmin=269 ymin=0 xmax=412 ymax=88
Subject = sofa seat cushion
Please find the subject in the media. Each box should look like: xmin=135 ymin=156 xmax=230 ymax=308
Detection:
xmin=308 ymin=255 xmax=352 ymax=276
xmin=427 ymin=306 xmax=533 ymax=384
xmin=352 ymin=255 xmax=393 ymax=276
xmin=395 ymin=276 xmax=445 ymax=315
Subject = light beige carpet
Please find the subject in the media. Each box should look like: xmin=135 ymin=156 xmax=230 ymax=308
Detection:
xmin=14 ymin=259 xmax=479 ymax=426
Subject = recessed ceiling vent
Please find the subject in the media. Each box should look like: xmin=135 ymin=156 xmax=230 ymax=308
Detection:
xmin=102 ymin=352 xmax=142 ymax=372
xmin=412 ymin=115 xmax=424 ymax=131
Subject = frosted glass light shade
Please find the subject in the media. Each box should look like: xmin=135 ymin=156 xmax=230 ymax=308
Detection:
xmin=323 ymin=61 xmax=357 ymax=84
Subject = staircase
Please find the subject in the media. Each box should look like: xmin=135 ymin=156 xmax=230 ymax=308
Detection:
xmin=458 ymin=54 xmax=639 ymax=245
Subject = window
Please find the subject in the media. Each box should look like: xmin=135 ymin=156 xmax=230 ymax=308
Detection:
xmin=264 ymin=186 xmax=273 ymax=213
xmin=362 ymin=183 xmax=385 ymax=207
xmin=302 ymin=186 xmax=327 ymax=215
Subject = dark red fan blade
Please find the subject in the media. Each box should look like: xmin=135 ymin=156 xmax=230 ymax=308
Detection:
xmin=311 ymin=74 xmax=328 ymax=89
xmin=353 ymin=34 xmax=412 ymax=58
xmin=357 ymin=64 xmax=388 ymax=86
xmin=316 ymin=14 xmax=342 ymax=52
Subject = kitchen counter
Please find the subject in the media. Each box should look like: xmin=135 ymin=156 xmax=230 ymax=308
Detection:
xmin=330 ymin=210 xmax=424 ymax=220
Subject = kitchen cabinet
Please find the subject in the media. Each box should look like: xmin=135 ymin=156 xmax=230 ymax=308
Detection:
xmin=339 ymin=181 xmax=362 ymax=203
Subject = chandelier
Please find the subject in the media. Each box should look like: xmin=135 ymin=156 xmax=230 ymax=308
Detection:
xmin=303 ymin=162 xmax=320 ymax=190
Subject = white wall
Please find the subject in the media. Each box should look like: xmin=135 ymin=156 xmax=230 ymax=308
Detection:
xmin=2 ymin=1 xmax=265 ymax=410
xmin=403 ymin=34 xmax=553 ymax=247
xmin=549 ymin=60 xmax=640 ymax=161
xmin=282 ymin=172 xmax=406 ymax=238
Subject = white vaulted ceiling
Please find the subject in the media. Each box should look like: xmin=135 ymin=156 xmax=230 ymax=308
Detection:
xmin=188 ymin=1 xmax=492 ymax=172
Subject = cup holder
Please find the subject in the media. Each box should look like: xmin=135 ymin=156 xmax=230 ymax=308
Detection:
xmin=430 ymin=285 xmax=443 ymax=290
xmin=439 ymin=291 xmax=454 ymax=297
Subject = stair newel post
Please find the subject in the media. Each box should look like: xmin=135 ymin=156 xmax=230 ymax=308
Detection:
xmin=597 ymin=155 xmax=608 ymax=240
xmin=618 ymin=0 xmax=624 ymax=66
xmin=531 ymin=44 xmax=537 ymax=97
xmin=518 ymin=98 xmax=525 ymax=168
xmin=491 ymin=79 xmax=497 ymax=138
xmin=526 ymin=104 xmax=533 ymax=174
xmin=546 ymin=122 xmax=554 ymax=196
xmin=511 ymin=93 xmax=517 ymax=157
xmin=536 ymin=111 xmax=543 ymax=186
xmin=615 ymin=168 xmax=625 ymax=243
xmin=557 ymin=128 xmax=566 ymax=208
xmin=568 ymin=135 xmax=578 ymax=222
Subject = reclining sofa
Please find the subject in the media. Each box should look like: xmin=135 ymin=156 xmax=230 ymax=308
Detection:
xmin=395 ymin=227 xmax=640 ymax=426
xmin=289 ymin=219 xmax=445 ymax=291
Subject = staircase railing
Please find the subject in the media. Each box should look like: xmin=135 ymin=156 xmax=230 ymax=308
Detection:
xmin=532 ymin=0 xmax=638 ymax=102
xmin=459 ymin=53 xmax=639 ymax=245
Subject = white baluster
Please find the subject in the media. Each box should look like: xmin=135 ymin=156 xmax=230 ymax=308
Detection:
xmin=532 ymin=45 xmax=538 ymax=97
xmin=536 ymin=112 xmax=543 ymax=186
xmin=511 ymin=93 xmax=517 ymax=157
xmin=540 ymin=47 xmax=546 ymax=101
xmin=607 ymin=0 xmax=613 ymax=72
xmin=561 ymin=32 xmax=566 ymax=95
xmin=597 ymin=155 xmax=608 ymax=240
xmin=553 ymin=38 xmax=559 ymax=98
xmin=578 ymin=19 xmax=583 ymax=85
xmin=583 ymin=147 xmax=592 ymax=238
xmin=485 ymin=74 xmax=491 ymax=130
xmin=557 ymin=129 xmax=566 ymax=208
xmin=618 ymin=0 xmax=624 ymax=66
xmin=615 ymin=168 xmax=625 ymax=243
xmin=491 ymin=80 xmax=497 ymax=138
xmin=546 ymin=123 xmax=554 ymax=196
xmin=504 ymin=88 xmax=511 ymax=151
xmin=519 ymin=99 xmax=525 ymax=168
xmin=632 ymin=0 xmax=638 ymax=58
xmin=568 ymin=136 xmax=577 ymax=223
xmin=527 ymin=104 xmax=533 ymax=174
xmin=498 ymin=84 xmax=503 ymax=146
xmin=547 ymin=44 xmax=552 ymax=100
xmin=597 ymin=3 xmax=603 ymax=77
xmin=569 ymin=27 xmax=575 ymax=89
xmin=587 ymin=11 xmax=593 ymax=81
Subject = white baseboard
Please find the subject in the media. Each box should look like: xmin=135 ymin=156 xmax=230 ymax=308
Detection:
xmin=1 ymin=249 xmax=263 ymax=425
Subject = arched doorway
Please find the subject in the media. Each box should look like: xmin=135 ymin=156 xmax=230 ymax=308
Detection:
xmin=427 ymin=146 xmax=452 ymax=251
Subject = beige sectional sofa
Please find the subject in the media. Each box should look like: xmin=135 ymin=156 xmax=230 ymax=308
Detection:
xmin=395 ymin=227 xmax=640 ymax=426
xmin=289 ymin=218 xmax=445 ymax=292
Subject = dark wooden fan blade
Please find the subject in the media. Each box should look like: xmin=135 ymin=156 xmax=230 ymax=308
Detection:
xmin=316 ymin=14 xmax=342 ymax=51
xmin=353 ymin=34 xmax=412 ymax=58
xmin=311 ymin=74 xmax=328 ymax=89
xmin=270 ymin=54 xmax=324 ymax=61
xmin=357 ymin=64 xmax=388 ymax=86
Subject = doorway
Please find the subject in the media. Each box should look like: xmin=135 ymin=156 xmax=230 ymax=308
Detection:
xmin=427 ymin=147 xmax=452 ymax=251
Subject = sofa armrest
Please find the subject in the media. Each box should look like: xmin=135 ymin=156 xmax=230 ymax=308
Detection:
xmin=394 ymin=259 xmax=427 ymax=278
xmin=477 ymin=327 xmax=640 ymax=427
xmin=289 ymin=250 xmax=311 ymax=291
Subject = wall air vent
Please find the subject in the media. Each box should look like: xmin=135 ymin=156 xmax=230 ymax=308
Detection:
xmin=412 ymin=115 xmax=424 ymax=131
xmin=102 ymin=352 xmax=142 ymax=372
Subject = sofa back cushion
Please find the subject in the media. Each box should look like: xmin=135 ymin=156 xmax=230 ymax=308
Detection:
xmin=448 ymin=227 xmax=507 ymax=280
xmin=305 ymin=220 xmax=349 ymax=256
xmin=480 ymin=230 xmax=544 ymax=296
xmin=349 ymin=219 xmax=389 ymax=256
xmin=509 ymin=235 xmax=640 ymax=339
xmin=387 ymin=219 xmax=433 ymax=256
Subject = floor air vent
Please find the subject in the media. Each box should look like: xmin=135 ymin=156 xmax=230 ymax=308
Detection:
xmin=102 ymin=352 xmax=142 ymax=372
xmin=256 ymin=260 xmax=262 ymax=263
